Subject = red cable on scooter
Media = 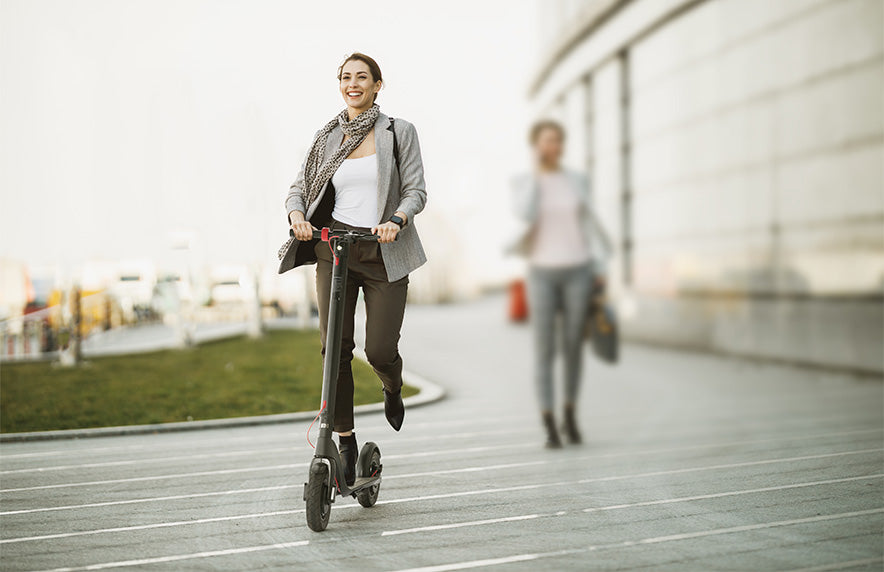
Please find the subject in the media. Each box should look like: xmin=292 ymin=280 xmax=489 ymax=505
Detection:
xmin=306 ymin=400 xmax=327 ymax=449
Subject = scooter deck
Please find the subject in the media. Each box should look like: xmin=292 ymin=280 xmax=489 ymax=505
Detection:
xmin=337 ymin=475 xmax=381 ymax=497
xmin=350 ymin=476 xmax=380 ymax=488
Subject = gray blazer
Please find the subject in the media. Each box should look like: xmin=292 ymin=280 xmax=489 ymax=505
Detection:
xmin=508 ymin=169 xmax=613 ymax=272
xmin=279 ymin=113 xmax=427 ymax=282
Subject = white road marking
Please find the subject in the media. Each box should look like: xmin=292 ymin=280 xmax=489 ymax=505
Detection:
xmin=4 ymin=431 xmax=881 ymax=510
xmin=38 ymin=540 xmax=310 ymax=572
xmin=387 ymin=448 xmax=883 ymax=481
xmin=3 ymin=444 xmax=879 ymax=499
xmin=0 ymin=463 xmax=303 ymax=493
xmin=783 ymin=557 xmax=884 ymax=571
xmin=0 ymin=442 xmax=524 ymax=476
xmin=3 ymin=466 xmax=879 ymax=545
xmin=0 ymin=446 xmax=294 ymax=475
xmin=0 ymin=508 xmax=305 ymax=544
xmin=0 ymin=414 xmax=530 ymax=461
xmin=381 ymin=514 xmax=541 ymax=536
xmin=2 ymin=417 xmax=876 ymax=463
xmin=0 ymin=442 xmax=535 ymax=493
xmin=391 ymin=553 xmax=548 ymax=572
xmin=582 ymin=474 xmax=884 ymax=513
xmin=0 ymin=484 xmax=299 ymax=516
xmin=576 ymin=449 xmax=883 ymax=485
xmin=636 ymin=508 xmax=884 ymax=544
xmin=389 ymin=509 xmax=884 ymax=572
xmin=380 ymin=473 xmax=884 ymax=538
xmin=0 ymin=445 xmax=152 ymax=460
xmin=376 ymin=481 xmax=570 ymax=506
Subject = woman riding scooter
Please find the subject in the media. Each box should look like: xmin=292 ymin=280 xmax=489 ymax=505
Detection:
xmin=278 ymin=52 xmax=428 ymax=485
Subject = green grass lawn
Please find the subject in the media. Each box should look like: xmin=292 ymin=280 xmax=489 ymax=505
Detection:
xmin=0 ymin=329 xmax=417 ymax=433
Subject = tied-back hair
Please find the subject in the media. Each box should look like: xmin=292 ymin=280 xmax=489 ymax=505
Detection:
xmin=529 ymin=119 xmax=566 ymax=145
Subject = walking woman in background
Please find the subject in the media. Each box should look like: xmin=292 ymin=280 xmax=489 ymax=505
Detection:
xmin=278 ymin=53 xmax=427 ymax=485
xmin=509 ymin=120 xmax=612 ymax=448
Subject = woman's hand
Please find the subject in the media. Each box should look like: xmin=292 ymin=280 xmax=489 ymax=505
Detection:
xmin=372 ymin=221 xmax=401 ymax=244
xmin=373 ymin=212 xmax=406 ymax=243
xmin=289 ymin=211 xmax=315 ymax=241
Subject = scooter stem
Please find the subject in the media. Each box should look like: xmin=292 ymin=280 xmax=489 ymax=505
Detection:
xmin=316 ymin=236 xmax=350 ymax=458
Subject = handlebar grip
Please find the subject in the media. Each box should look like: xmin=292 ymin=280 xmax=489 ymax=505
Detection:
xmin=363 ymin=232 xmax=399 ymax=242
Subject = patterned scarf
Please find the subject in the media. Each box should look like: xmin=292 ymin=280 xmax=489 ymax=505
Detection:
xmin=302 ymin=103 xmax=381 ymax=210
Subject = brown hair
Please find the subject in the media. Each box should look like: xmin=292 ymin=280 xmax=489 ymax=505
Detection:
xmin=337 ymin=52 xmax=383 ymax=101
xmin=529 ymin=119 xmax=566 ymax=145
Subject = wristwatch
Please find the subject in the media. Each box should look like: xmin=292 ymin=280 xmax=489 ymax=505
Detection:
xmin=389 ymin=215 xmax=405 ymax=228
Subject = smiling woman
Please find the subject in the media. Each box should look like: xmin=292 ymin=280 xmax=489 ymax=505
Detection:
xmin=278 ymin=51 xmax=428 ymax=487
xmin=338 ymin=52 xmax=384 ymax=108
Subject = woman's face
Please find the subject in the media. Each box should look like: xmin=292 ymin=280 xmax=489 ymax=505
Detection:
xmin=339 ymin=60 xmax=381 ymax=111
xmin=534 ymin=127 xmax=564 ymax=167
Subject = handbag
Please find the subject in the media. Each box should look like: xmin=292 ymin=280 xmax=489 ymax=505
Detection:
xmin=586 ymin=284 xmax=619 ymax=364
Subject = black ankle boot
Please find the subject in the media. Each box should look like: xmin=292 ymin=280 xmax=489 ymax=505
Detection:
xmin=384 ymin=389 xmax=405 ymax=431
xmin=542 ymin=412 xmax=562 ymax=449
xmin=339 ymin=433 xmax=358 ymax=486
xmin=562 ymin=404 xmax=582 ymax=445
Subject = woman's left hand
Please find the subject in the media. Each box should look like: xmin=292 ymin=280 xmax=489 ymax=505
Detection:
xmin=372 ymin=221 xmax=401 ymax=243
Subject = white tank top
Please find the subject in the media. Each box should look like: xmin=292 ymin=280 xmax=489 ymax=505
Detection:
xmin=331 ymin=154 xmax=379 ymax=228
xmin=530 ymin=172 xmax=591 ymax=268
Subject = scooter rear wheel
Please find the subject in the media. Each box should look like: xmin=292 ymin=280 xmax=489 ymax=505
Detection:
xmin=305 ymin=463 xmax=331 ymax=531
xmin=356 ymin=442 xmax=381 ymax=508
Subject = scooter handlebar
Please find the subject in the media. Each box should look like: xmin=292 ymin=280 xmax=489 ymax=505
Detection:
xmin=309 ymin=228 xmax=397 ymax=242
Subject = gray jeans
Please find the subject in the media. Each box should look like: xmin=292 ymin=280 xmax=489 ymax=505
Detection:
xmin=528 ymin=262 xmax=594 ymax=412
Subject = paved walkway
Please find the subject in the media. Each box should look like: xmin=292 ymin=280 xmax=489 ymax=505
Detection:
xmin=1 ymin=295 xmax=882 ymax=571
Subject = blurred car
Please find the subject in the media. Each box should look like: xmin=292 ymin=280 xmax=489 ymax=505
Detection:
xmin=209 ymin=265 xmax=249 ymax=306
xmin=109 ymin=260 xmax=157 ymax=321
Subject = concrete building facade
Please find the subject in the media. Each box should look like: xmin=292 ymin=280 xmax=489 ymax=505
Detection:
xmin=531 ymin=0 xmax=883 ymax=373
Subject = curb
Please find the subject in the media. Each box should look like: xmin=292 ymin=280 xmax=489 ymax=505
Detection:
xmin=0 ymin=363 xmax=445 ymax=443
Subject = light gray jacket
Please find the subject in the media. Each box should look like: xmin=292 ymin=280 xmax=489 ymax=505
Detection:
xmin=508 ymin=169 xmax=613 ymax=272
xmin=279 ymin=113 xmax=427 ymax=282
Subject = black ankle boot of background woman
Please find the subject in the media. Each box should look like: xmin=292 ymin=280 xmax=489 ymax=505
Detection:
xmin=542 ymin=412 xmax=562 ymax=449
xmin=562 ymin=403 xmax=582 ymax=445
xmin=339 ymin=433 xmax=358 ymax=486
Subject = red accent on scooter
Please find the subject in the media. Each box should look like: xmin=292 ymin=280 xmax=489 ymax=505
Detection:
xmin=321 ymin=228 xmax=329 ymax=242
xmin=306 ymin=400 xmax=327 ymax=449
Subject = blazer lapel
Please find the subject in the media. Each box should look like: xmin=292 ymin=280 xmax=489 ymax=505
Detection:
xmin=375 ymin=114 xmax=393 ymax=223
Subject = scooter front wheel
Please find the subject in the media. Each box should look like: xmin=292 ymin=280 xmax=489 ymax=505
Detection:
xmin=305 ymin=462 xmax=331 ymax=531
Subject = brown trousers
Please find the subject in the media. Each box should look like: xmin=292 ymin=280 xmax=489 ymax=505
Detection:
xmin=315 ymin=221 xmax=408 ymax=433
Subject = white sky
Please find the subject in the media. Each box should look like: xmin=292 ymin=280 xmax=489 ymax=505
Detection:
xmin=0 ymin=0 xmax=538 ymax=284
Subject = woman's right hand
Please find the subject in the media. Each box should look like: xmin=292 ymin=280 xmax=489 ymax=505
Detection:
xmin=289 ymin=211 xmax=315 ymax=241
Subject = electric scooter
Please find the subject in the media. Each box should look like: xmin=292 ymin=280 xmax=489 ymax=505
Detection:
xmin=302 ymin=227 xmax=386 ymax=532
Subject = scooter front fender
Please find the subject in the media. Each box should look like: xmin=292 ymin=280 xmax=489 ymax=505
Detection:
xmin=305 ymin=457 xmax=336 ymax=503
